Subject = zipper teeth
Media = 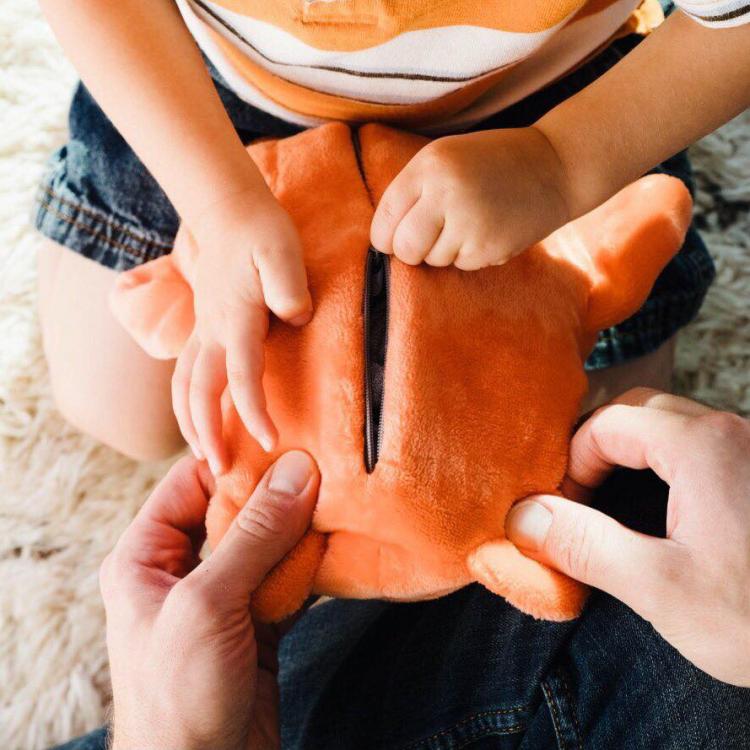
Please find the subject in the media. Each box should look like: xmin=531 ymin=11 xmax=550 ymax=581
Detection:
xmin=363 ymin=250 xmax=377 ymax=473
xmin=353 ymin=127 xmax=388 ymax=473
xmin=375 ymin=258 xmax=390 ymax=463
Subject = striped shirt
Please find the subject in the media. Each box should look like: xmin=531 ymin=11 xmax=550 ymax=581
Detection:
xmin=177 ymin=0 xmax=750 ymax=133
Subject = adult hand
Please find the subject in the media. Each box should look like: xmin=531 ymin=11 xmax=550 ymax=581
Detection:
xmin=100 ymin=450 xmax=319 ymax=750
xmin=506 ymin=388 xmax=750 ymax=687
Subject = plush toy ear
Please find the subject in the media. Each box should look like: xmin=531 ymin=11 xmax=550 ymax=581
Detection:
xmin=109 ymin=227 xmax=198 ymax=359
xmin=561 ymin=175 xmax=693 ymax=333
xmin=468 ymin=538 xmax=588 ymax=621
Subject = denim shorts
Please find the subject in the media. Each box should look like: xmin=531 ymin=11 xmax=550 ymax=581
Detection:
xmin=33 ymin=33 xmax=715 ymax=371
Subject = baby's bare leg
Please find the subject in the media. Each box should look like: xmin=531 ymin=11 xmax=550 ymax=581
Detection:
xmin=38 ymin=241 xmax=184 ymax=461
xmin=581 ymin=338 xmax=675 ymax=415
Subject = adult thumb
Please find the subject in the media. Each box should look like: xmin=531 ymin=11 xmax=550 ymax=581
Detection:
xmin=505 ymin=494 xmax=675 ymax=616
xmin=196 ymin=451 xmax=319 ymax=604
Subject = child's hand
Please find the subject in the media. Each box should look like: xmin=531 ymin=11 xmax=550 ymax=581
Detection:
xmin=172 ymin=189 xmax=312 ymax=475
xmin=370 ymin=128 xmax=571 ymax=271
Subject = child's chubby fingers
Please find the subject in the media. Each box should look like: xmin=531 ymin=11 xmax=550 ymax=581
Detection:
xmin=370 ymin=169 xmax=420 ymax=255
xmin=390 ymin=196 xmax=444 ymax=266
xmin=189 ymin=341 xmax=229 ymax=476
xmin=423 ymin=220 xmax=461 ymax=268
xmin=254 ymin=235 xmax=313 ymax=327
xmin=452 ymin=232 xmax=509 ymax=272
xmin=453 ymin=243 xmax=489 ymax=272
xmin=172 ymin=334 xmax=201 ymax=460
xmin=225 ymin=305 xmax=278 ymax=453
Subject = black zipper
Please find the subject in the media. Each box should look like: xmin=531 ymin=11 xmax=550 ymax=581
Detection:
xmin=352 ymin=127 xmax=390 ymax=473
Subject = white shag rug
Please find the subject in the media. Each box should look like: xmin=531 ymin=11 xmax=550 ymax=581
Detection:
xmin=1 ymin=1 xmax=749 ymax=748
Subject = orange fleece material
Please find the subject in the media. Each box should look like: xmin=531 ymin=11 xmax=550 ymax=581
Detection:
xmin=110 ymin=122 xmax=692 ymax=622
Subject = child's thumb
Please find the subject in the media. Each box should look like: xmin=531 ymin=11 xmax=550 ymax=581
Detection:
xmin=256 ymin=241 xmax=313 ymax=326
xmin=505 ymin=494 xmax=675 ymax=618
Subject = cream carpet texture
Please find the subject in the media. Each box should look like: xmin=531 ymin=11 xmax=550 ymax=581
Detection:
xmin=1 ymin=1 xmax=749 ymax=748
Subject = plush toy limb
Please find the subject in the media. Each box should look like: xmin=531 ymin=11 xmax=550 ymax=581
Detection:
xmin=109 ymin=227 xmax=198 ymax=359
xmin=315 ymin=531 xmax=469 ymax=601
xmin=467 ymin=538 xmax=588 ymax=621
xmin=543 ymin=174 xmax=693 ymax=333
xmin=250 ymin=529 xmax=328 ymax=622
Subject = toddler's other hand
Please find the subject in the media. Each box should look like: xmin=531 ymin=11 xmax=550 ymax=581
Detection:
xmin=173 ymin=189 xmax=312 ymax=475
xmin=370 ymin=127 xmax=571 ymax=271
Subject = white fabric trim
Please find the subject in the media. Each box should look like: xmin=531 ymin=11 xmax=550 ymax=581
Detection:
xmin=178 ymin=0 xmax=638 ymax=131
xmin=193 ymin=0 xmax=568 ymax=78
xmin=675 ymin=0 xmax=750 ymax=28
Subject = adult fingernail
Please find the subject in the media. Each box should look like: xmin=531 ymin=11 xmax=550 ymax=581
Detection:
xmin=268 ymin=450 xmax=313 ymax=495
xmin=506 ymin=500 xmax=553 ymax=551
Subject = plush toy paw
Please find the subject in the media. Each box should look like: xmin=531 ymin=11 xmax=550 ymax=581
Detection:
xmin=468 ymin=538 xmax=588 ymax=621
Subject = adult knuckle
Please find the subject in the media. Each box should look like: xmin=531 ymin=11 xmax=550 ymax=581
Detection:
xmin=694 ymin=411 xmax=750 ymax=445
xmin=99 ymin=555 xmax=145 ymax=612
xmin=570 ymin=525 xmax=603 ymax=581
xmin=236 ymin=498 xmax=287 ymax=542
xmin=547 ymin=517 xmax=604 ymax=582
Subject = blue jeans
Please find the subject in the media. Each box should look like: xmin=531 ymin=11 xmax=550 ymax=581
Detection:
xmin=54 ymin=470 xmax=750 ymax=750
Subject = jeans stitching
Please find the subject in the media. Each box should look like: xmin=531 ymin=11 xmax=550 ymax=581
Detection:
xmin=41 ymin=185 xmax=173 ymax=250
xmin=453 ymin=724 xmax=527 ymax=750
xmin=542 ymin=680 xmax=567 ymax=750
xmin=38 ymin=197 xmax=148 ymax=257
xmin=399 ymin=706 xmax=530 ymax=750
xmin=37 ymin=196 xmax=171 ymax=260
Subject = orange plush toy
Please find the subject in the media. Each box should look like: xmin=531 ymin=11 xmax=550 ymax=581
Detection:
xmin=110 ymin=123 xmax=692 ymax=623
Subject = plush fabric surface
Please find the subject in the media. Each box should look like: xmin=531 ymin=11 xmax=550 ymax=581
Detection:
xmin=111 ymin=122 xmax=692 ymax=622
xmin=1 ymin=0 xmax=749 ymax=747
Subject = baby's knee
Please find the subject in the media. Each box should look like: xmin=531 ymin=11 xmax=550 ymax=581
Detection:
xmin=38 ymin=241 xmax=184 ymax=461
xmin=50 ymin=372 xmax=184 ymax=462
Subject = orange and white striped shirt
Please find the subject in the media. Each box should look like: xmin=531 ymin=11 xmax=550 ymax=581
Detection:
xmin=176 ymin=0 xmax=749 ymax=133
